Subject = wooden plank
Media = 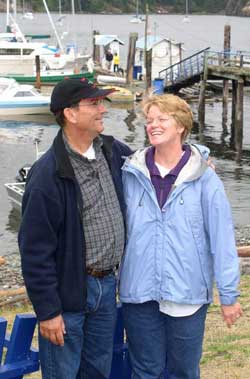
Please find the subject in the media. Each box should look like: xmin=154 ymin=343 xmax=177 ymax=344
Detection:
xmin=238 ymin=246 xmax=250 ymax=257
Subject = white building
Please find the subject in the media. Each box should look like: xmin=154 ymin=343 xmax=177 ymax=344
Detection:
xmin=135 ymin=35 xmax=183 ymax=80
xmin=94 ymin=35 xmax=125 ymax=71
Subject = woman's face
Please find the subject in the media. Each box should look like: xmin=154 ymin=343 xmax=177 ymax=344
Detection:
xmin=145 ymin=105 xmax=184 ymax=148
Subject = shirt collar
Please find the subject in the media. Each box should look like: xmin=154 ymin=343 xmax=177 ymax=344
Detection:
xmin=146 ymin=145 xmax=191 ymax=178
xmin=62 ymin=131 xmax=103 ymax=161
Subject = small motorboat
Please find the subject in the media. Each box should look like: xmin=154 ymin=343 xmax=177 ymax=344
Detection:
xmin=5 ymin=142 xmax=43 ymax=211
xmin=22 ymin=12 xmax=34 ymax=20
xmin=0 ymin=77 xmax=50 ymax=115
xmin=130 ymin=16 xmax=143 ymax=24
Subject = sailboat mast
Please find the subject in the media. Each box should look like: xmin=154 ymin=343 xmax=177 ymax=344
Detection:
xmin=136 ymin=0 xmax=139 ymax=17
xmin=13 ymin=0 xmax=17 ymax=22
xmin=59 ymin=0 xmax=62 ymax=16
xmin=6 ymin=0 xmax=10 ymax=31
xmin=71 ymin=0 xmax=75 ymax=16
xmin=42 ymin=0 xmax=63 ymax=50
xmin=186 ymin=0 xmax=189 ymax=16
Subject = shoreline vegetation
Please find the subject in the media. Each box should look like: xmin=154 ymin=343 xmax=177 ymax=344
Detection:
xmin=0 ymin=0 xmax=250 ymax=17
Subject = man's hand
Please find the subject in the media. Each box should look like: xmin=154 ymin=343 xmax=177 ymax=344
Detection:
xmin=207 ymin=157 xmax=215 ymax=171
xmin=221 ymin=302 xmax=243 ymax=328
xmin=39 ymin=314 xmax=66 ymax=346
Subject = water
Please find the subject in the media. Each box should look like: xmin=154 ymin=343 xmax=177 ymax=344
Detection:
xmin=0 ymin=13 xmax=249 ymax=260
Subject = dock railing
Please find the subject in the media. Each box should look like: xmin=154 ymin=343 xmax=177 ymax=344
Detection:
xmin=159 ymin=47 xmax=210 ymax=88
xmin=205 ymin=50 xmax=250 ymax=68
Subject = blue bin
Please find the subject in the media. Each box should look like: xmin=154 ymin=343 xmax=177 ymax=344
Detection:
xmin=153 ymin=78 xmax=164 ymax=94
xmin=133 ymin=65 xmax=142 ymax=80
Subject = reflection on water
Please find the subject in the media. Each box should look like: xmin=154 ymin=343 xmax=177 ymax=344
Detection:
xmin=6 ymin=208 xmax=21 ymax=235
xmin=0 ymin=101 xmax=250 ymax=259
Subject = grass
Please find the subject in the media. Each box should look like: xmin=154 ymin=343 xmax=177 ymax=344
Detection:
xmin=1 ymin=275 xmax=250 ymax=378
xmin=201 ymin=275 xmax=250 ymax=378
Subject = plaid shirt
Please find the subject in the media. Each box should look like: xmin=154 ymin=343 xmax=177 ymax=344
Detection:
xmin=63 ymin=134 xmax=125 ymax=271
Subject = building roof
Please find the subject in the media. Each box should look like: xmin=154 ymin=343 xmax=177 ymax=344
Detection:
xmin=136 ymin=36 xmax=181 ymax=51
xmin=95 ymin=35 xmax=125 ymax=47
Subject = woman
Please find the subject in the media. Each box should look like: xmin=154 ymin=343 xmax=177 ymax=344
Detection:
xmin=119 ymin=94 xmax=242 ymax=379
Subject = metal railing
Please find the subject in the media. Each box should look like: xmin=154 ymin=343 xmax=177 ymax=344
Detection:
xmin=158 ymin=47 xmax=210 ymax=87
xmin=205 ymin=50 xmax=250 ymax=68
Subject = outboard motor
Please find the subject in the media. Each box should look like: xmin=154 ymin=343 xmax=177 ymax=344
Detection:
xmin=16 ymin=165 xmax=30 ymax=182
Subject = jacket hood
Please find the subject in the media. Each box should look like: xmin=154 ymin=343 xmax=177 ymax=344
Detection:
xmin=123 ymin=144 xmax=209 ymax=185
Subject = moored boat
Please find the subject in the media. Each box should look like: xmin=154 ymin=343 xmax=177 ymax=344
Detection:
xmin=7 ymin=70 xmax=95 ymax=85
xmin=0 ymin=77 xmax=50 ymax=115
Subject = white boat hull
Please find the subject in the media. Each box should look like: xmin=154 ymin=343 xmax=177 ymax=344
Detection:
xmin=0 ymin=102 xmax=50 ymax=115
xmin=97 ymin=75 xmax=126 ymax=85
xmin=5 ymin=182 xmax=25 ymax=211
xmin=0 ymin=78 xmax=50 ymax=115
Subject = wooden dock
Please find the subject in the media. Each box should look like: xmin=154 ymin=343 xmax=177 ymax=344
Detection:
xmin=158 ymin=47 xmax=250 ymax=162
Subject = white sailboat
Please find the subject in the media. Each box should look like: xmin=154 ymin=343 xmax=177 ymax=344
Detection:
xmin=130 ymin=0 xmax=143 ymax=24
xmin=22 ymin=0 xmax=34 ymax=19
xmin=56 ymin=0 xmax=66 ymax=26
xmin=182 ymin=0 xmax=191 ymax=23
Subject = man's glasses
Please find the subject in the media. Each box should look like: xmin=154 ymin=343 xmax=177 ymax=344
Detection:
xmin=77 ymin=99 xmax=105 ymax=107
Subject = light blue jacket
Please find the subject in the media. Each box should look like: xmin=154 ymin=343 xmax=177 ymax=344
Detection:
xmin=119 ymin=145 xmax=240 ymax=306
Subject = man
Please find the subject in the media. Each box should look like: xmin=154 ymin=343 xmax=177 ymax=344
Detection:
xmin=105 ymin=49 xmax=113 ymax=71
xmin=18 ymin=78 xmax=132 ymax=379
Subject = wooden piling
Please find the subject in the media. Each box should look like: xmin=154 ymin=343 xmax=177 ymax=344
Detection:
xmin=93 ymin=30 xmax=100 ymax=64
xmin=145 ymin=49 xmax=152 ymax=90
xmin=198 ymin=54 xmax=208 ymax=128
xmin=222 ymin=24 xmax=231 ymax=130
xmin=126 ymin=32 xmax=138 ymax=85
xmin=238 ymin=246 xmax=250 ymax=258
xmin=230 ymin=79 xmax=237 ymax=148
xmin=0 ymin=256 xmax=5 ymax=266
xmin=35 ymin=55 xmax=41 ymax=90
xmin=235 ymin=79 xmax=244 ymax=162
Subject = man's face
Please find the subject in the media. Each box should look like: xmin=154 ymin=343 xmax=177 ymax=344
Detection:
xmin=67 ymin=98 xmax=107 ymax=138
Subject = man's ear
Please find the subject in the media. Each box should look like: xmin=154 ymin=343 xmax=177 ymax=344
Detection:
xmin=64 ymin=107 xmax=78 ymax=124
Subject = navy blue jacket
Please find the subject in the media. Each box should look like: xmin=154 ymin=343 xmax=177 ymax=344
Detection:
xmin=18 ymin=129 xmax=132 ymax=321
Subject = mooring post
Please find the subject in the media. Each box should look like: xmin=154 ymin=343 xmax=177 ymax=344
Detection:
xmin=93 ymin=30 xmax=100 ymax=64
xmin=235 ymin=79 xmax=244 ymax=162
xmin=146 ymin=49 xmax=152 ymax=90
xmin=198 ymin=53 xmax=208 ymax=129
xmin=35 ymin=55 xmax=41 ymax=90
xmin=126 ymin=32 xmax=138 ymax=85
xmin=222 ymin=24 xmax=231 ymax=131
xmin=230 ymin=79 xmax=237 ymax=149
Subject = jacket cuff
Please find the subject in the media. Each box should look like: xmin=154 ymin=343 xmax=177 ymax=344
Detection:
xmin=219 ymin=293 xmax=239 ymax=306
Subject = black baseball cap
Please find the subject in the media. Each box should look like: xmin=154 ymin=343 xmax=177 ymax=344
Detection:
xmin=50 ymin=77 xmax=116 ymax=114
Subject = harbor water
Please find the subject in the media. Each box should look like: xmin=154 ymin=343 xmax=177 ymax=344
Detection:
xmin=0 ymin=13 xmax=249 ymax=269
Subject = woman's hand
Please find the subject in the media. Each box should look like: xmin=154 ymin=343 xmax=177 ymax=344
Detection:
xmin=221 ymin=302 xmax=243 ymax=328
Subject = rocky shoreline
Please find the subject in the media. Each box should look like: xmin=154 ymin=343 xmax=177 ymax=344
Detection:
xmin=0 ymin=224 xmax=249 ymax=292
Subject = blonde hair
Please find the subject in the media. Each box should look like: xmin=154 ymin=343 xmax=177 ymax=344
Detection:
xmin=142 ymin=93 xmax=193 ymax=141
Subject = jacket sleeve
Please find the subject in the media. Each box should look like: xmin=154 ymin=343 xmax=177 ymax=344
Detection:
xmin=201 ymin=169 xmax=240 ymax=305
xmin=18 ymin=187 xmax=63 ymax=321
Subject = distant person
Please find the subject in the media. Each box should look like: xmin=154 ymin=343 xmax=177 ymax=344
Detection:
xmin=18 ymin=78 xmax=132 ymax=379
xmin=119 ymin=93 xmax=242 ymax=379
xmin=105 ymin=49 xmax=113 ymax=71
xmin=113 ymin=52 xmax=120 ymax=73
